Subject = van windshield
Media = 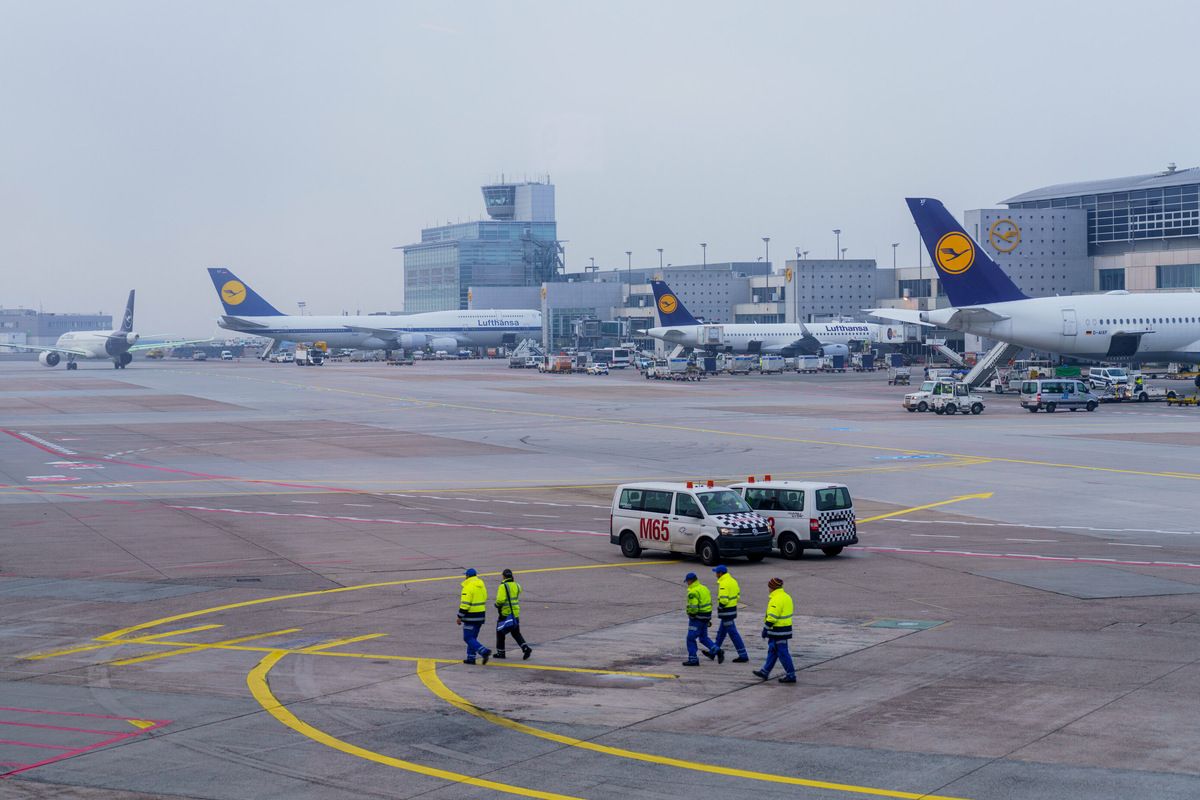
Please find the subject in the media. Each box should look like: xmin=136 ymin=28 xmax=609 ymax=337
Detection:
xmin=697 ymin=490 xmax=752 ymax=515
xmin=814 ymin=487 xmax=852 ymax=511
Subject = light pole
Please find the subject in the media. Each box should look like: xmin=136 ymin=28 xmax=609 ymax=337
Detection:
xmin=833 ymin=229 xmax=841 ymax=259
xmin=841 ymin=248 xmax=848 ymax=260
xmin=657 ymin=248 xmax=663 ymax=272
xmin=762 ymin=237 xmax=770 ymax=269
xmin=298 ymin=302 xmax=306 ymax=315
xmin=701 ymin=242 xmax=706 ymax=266
xmin=626 ymin=251 xmax=633 ymax=339
xmin=892 ymin=242 xmax=899 ymax=270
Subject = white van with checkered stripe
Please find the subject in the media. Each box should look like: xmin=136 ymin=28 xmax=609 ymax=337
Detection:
xmin=728 ymin=480 xmax=857 ymax=559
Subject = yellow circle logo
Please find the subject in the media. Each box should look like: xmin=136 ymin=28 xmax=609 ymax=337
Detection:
xmin=541 ymin=287 xmax=546 ymax=299
xmin=934 ymin=232 xmax=975 ymax=275
xmin=658 ymin=294 xmax=678 ymax=314
xmin=785 ymin=267 xmax=793 ymax=282
xmin=221 ymin=280 xmax=247 ymax=305
xmin=989 ymin=219 xmax=1020 ymax=252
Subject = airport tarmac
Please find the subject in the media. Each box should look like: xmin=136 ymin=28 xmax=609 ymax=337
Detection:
xmin=2 ymin=357 xmax=1200 ymax=800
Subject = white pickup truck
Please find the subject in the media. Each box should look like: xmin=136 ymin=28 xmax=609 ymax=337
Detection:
xmin=930 ymin=382 xmax=985 ymax=415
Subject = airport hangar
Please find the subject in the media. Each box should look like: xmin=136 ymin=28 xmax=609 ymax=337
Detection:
xmin=406 ymin=168 xmax=1200 ymax=356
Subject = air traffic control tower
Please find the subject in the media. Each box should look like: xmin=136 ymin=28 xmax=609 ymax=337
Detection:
xmin=400 ymin=180 xmax=563 ymax=312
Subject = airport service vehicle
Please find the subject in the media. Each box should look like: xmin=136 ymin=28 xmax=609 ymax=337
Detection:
xmin=887 ymin=366 xmax=910 ymax=385
xmin=610 ymin=482 xmax=773 ymax=565
xmin=796 ymin=355 xmax=821 ymax=373
xmin=1019 ymin=379 xmax=1100 ymax=412
xmin=1085 ymin=366 xmax=1130 ymax=391
xmin=871 ymin=198 xmax=1200 ymax=367
xmin=759 ymin=355 xmax=785 ymax=374
xmin=193 ymin=351 xmax=208 ymax=361
xmin=930 ymin=382 xmax=986 ymax=415
xmin=592 ymin=347 xmax=632 ymax=369
xmin=538 ymin=354 xmax=573 ymax=373
xmin=586 ymin=362 xmax=609 ymax=375
xmin=728 ymin=479 xmax=857 ymax=558
xmin=294 ymin=346 xmax=324 ymax=366
xmin=221 ymin=350 xmax=233 ymax=360
xmin=903 ymin=380 xmax=943 ymax=412
xmin=989 ymin=359 xmax=1055 ymax=393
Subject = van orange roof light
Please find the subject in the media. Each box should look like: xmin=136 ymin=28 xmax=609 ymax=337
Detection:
xmin=707 ymin=480 xmax=714 ymax=488
xmin=764 ymin=474 xmax=771 ymax=481
xmin=748 ymin=477 xmax=755 ymax=483
xmin=687 ymin=481 xmax=693 ymax=488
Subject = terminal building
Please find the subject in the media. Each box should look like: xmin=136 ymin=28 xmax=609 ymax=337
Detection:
xmin=0 ymin=308 xmax=112 ymax=349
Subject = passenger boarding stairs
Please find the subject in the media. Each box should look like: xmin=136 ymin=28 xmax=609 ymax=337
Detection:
xmin=934 ymin=345 xmax=965 ymax=366
xmin=509 ymin=339 xmax=546 ymax=360
xmin=962 ymin=342 xmax=1024 ymax=389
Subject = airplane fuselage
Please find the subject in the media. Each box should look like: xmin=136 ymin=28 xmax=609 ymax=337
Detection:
xmin=645 ymin=322 xmax=900 ymax=354
xmin=923 ymin=292 xmax=1200 ymax=363
xmin=55 ymin=330 xmax=140 ymax=359
xmin=217 ymin=309 xmax=543 ymax=350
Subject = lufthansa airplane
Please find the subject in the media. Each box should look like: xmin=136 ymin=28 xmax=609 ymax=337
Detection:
xmin=209 ymin=268 xmax=542 ymax=356
xmin=869 ymin=198 xmax=1200 ymax=364
xmin=0 ymin=290 xmax=205 ymax=370
xmin=644 ymin=279 xmax=901 ymax=357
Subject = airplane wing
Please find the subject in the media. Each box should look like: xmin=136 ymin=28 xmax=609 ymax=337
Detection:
xmin=943 ymin=307 xmax=1011 ymax=326
xmin=0 ymin=342 xmax=90 ymax=356
xmin=867 ymin=308 xmax=929 ymax=325
xmin=343 ymin=324 xmax=403 ymax=341
xmin=220 ymin=315 xmax=271 ymax=330
xmin=129 ymin=336 xmax=215 ymax=352
xmin=779 ymin=333 xmax=822 ymax=356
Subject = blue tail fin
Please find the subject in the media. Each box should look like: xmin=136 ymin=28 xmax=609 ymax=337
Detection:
xmin=207 ymin=268 xmax=283 ymax=316
xmin=650 ymin=280 xmax=701 ymax=326
xmin=119 ymin=290 xmax=135 ymax=332
xmin=906 ymin=198 xmax=1028 ymax=306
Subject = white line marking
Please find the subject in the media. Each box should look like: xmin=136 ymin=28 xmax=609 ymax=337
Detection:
xmin=910 ymin=534 xmax=959 ymax=538
xmin=1006 ymin=539 xmax=1059 ymax=543
xmin=1108 ymin=543 xmax=1162 ymax=548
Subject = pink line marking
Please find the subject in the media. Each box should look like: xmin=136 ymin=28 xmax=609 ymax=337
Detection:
xmin=859 ymin=547 xmax=1200 ymax=569
xmin=0 ymin=708 xmax=171 ymax=778
xmin=13 ymin=522 xmax=46 ymax=527
xmin=0 ymin=739 xmax=72 ymax=751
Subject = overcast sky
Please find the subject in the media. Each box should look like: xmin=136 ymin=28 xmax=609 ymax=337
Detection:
xmin=2 ymin=1 xmax=1197 ymax=337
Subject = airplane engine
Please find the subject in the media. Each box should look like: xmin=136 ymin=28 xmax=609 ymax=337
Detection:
xmin=399 ymin=333 xmax=427 ymax=349
xmin=39 ymin=351 xmax=61 ymax=368
xmin=817 ymin=343 xmax=849 ymax=359
xmin=125 ymin=332 xmax=140 ymax=346
xmin=430 ymin=337 xmax=458 ymax=351
xmin=119 ymin=352 xmax=133 ymax=366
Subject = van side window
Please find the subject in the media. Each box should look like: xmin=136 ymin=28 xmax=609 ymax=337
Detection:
xmin=815 ymin=487 xmax=852 ymax=511
xmin=779 ymin=491 xmax=804 ymax=511
xmin=744 ymin=488 xmax=776 ymax=510
xmin=641 ymin=490 xmax=673 ymax=514
xmin=674 ymin=493 xmax=703 ymax=518
xmin=619 ymin=489 xmax=642 ymax=510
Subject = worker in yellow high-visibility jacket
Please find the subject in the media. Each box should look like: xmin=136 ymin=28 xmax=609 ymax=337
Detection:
xmin=683 ymin=573 xmax=722 ymax=666
xmin=456 ymin=568 xmax=490 ymax=665
xmin=752 ymin=577 xmax=795 ymax=683
xmin=712 ymin=565 xmax=749 ymax=662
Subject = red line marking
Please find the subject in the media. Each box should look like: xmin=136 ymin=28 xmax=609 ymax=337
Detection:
xmin=0 ymin=739 xmax=73 ymax=750
xmin=860 ymin=547 xmax=1200 ymax=569
xmin=0 ymin=721 xmax=123 ymax=735
xmin=13 ymin=522 xmax=46 ymax=527
xmin=0 ymin=708 xmax=171 ymax=778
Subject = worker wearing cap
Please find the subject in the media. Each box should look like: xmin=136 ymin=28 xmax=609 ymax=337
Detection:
xmin=493 ymin=568 xmax=532 ymax=660
xmin=683 ymin=573 xmax=723 ymax=666
xmin=711 ymin=565 xmax=750 ymax=663
xmin=752 ymin=577 xmax=795 ymax=683
xmin=456 ymin=568 xmax=490 ymax=665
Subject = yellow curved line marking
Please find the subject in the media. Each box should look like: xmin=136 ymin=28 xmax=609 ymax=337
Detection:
xmin=247 ymin=650 xmax=584 ymax=800
xmin=416 ymin=659 xmax=972 ymax=800
xmin=857 ymin=493 xmax=994 ymax=524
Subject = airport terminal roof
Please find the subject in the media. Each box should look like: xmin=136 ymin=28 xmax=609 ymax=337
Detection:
xmin=1002 ymin=164 xmax=1200 ymax=205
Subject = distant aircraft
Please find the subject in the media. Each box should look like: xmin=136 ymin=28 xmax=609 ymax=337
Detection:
xmin=644 ymin=279 xmax=899 ymax=357
xmin=208 ymin=268 xmax=542 ymax=357
xmin=869 ymin=198 xmax=1200 ymax=364
xmin=0 ymin=290 xmax=200 ymax=370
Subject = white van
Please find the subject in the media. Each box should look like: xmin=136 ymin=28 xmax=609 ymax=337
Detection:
xmin=728 ymin=480 xmax=857 ymax=559
xmin=1086 ymin=366 xmax=1129 ymax=390
xmin=1019 ymin=379 xmax=1100 ymax=413
xmin=610 ymin=482 xmax=773 ymax=565
xmin=221 ymin=351 xmax=233 ymax=360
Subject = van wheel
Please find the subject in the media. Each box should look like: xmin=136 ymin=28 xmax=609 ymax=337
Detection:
xmin=778 ymin=533 xmax=802 ymax=560
xmin=906 ymin=407 xmax=916 ymax=412
xmin=1046 ymin=402 xmax=1057 ymax=413
xmin=746 ymin=553 xmax=766 ymax=563
xmin=971 ymin=403 xmax=983 ymax=415
xmin=1028 ymin=407 xmax=1038 ymax=412
xmin=1086 ymin=401 xmax=1097 ymax=412
xmin=917 ymin=401 xmax=928 ymax=412
xmin=697 ymin=539 xmax=720 ymax=566
xmin=944 ymin=403 xmax=957 ymax=415
xmin=619 ymin=533 xmax=641 ymax=558
xmin=820 ymin=546 xmax=844 ymax=557
xmin=1138 ymin=392 xmax=1149 ymax=402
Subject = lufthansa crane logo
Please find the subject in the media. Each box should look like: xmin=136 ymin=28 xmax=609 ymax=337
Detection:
xmin=221 ymin=280 xmax=247 ymax=305
xmin=934 ymin=232 xmax=975 ymax=275
xmin=989 ymin=219 xmax=1020 ymax=252
xmin=657 ymin=294 xmax=678 ymax=315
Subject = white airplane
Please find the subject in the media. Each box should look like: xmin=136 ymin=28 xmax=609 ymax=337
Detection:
xmin=645 ymin=279 xmax=901 ymax=358
xmin=0 ymin=290 xmax=199 ymax=370
xmin=209 ymin=268 xmax=542 ymax=357
xmin=870 ymin=198 xmax=1200 ymax=365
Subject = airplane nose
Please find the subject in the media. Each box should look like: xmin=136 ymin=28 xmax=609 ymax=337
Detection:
xmin=126 ymin=332 xmax=139 ymax=345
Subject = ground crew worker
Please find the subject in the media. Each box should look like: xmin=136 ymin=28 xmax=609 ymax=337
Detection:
xmin=683 ymin=573 xmax=723 ymax=666
xmin=752 ymin=577 xmax=795 ymax=683
xmin=711 ymin=565 xmax=750 ymax=662
xmin=456 ymin=568 xmax=490 ymax=665
xmin=494 ymin=568 xmax=532 ymax=660
xmin=1135 ymin=374 xmax=1144 ymax=392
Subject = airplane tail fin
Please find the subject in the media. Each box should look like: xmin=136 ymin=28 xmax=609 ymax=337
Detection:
xmin=207 ymin=268 xmax=283 ymax=316
xmin=906 ymin=198 xmax=1028 ymax=306
xmin=650 ymin=280 xmax=702 ymax=326
xmin=119 ymin=290 xmax=135 ymax=332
